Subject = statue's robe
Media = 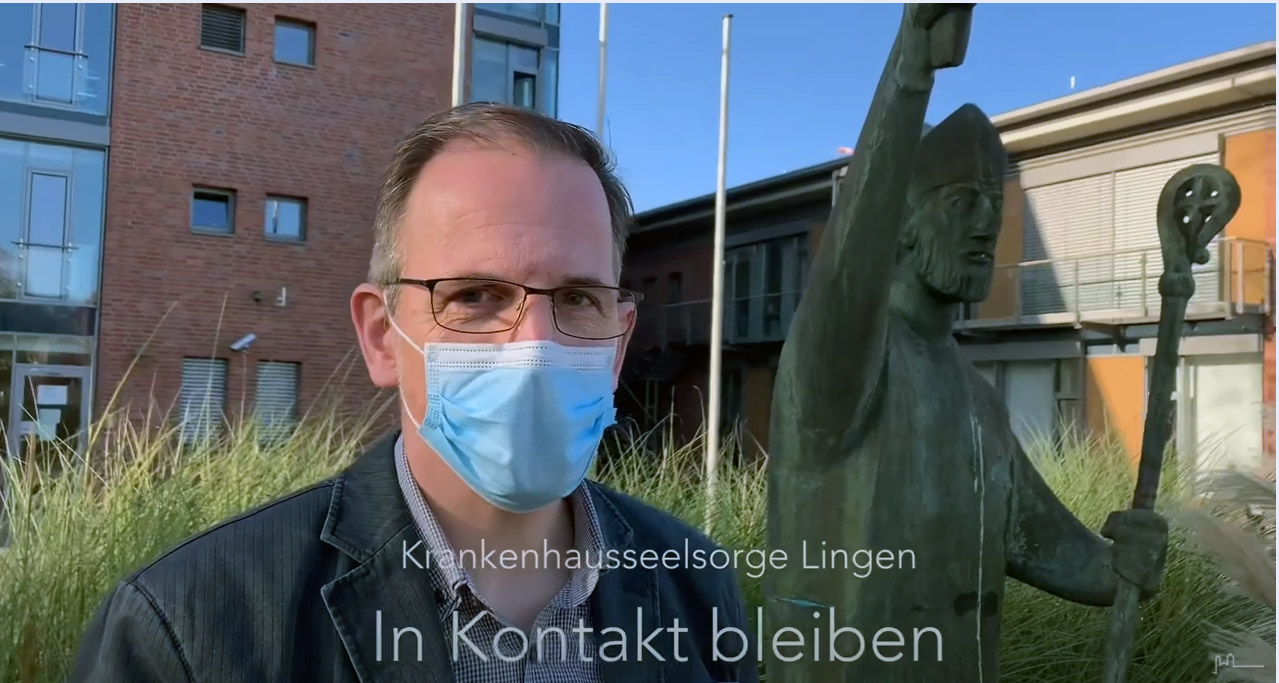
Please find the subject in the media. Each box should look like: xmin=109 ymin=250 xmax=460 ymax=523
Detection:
xmin=766 ymin=312 xmax=1055 ymax=682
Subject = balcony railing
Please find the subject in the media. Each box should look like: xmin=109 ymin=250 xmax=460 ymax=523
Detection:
xmin=650 ymin=290 xmax=806 ymax=347
xmin=961 ymin=237 xmax=1272 ymax=329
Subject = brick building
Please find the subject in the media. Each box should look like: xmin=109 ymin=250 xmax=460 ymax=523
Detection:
xmin=622 ymin=42 xmax=1277 ymax=477
xmin=0 ymin=3 xmax=562 ymax=457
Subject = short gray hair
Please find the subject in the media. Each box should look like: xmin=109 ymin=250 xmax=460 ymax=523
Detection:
xmin=370 ymin=103 xmax=635 ymax=309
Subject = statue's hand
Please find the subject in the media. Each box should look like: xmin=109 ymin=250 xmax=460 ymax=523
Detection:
xmin=906 ymin=3 xmax=975 ymax=69
xmin=1101 ymin=509 xmax=1169 ymax=601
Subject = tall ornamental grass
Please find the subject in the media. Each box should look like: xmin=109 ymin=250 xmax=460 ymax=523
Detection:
xmin=0 ymin=412 xmax=1272 ymax=683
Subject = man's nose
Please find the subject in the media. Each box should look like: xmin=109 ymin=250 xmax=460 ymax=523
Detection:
xmin=508 ymin=295 xmax=562 ymax=342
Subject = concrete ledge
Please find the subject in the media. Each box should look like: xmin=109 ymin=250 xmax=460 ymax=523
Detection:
xmin=1139 ymin=333 xmax=1262 ymax=356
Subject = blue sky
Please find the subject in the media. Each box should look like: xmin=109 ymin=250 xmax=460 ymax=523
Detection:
xmin=553 ymin=3 xmax=1277 ymax=213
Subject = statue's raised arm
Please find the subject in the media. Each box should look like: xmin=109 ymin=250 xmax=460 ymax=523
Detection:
xmin=773 ymin=3 xmax=973 ymax=450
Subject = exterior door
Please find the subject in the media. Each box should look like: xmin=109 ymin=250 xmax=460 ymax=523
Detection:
xmin=1180 ymin=353 xmax=1264 ymax=476
xmin=7 ymin=364 xmax=90 ymax=464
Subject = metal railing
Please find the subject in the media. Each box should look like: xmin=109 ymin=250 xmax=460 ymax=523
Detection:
xmin=962 ymin=237 xmax=1272 ymax=328
xmin=649 ymin=290 xmax=807 ymax=347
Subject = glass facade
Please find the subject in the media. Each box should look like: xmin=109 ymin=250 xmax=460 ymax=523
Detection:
xmin=475 ymin=4 xmax=558 ymax=25
xmin=0 ymin=138 xmax=106 ymax=306
xmin=0 ymin=3 xmax=115 ymax=116
xmin=470 ymin=38 xmax=559 ymax=118
xmin=470 ymin=4 xmax=560 ymax=118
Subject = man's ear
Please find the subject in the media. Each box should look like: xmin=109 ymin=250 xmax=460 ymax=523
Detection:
xmin=350 ymin=283 xmax=400 ymax=389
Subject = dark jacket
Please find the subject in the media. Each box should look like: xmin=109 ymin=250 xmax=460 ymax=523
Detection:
xmin=70 ymin=433 xmax=758 ymax=683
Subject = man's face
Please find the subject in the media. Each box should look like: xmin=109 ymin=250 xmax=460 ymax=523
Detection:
xmin=904 ymin=182 xmax=1003 ymax=304
xmin=352 ymin=141 xmax=633 ymax=419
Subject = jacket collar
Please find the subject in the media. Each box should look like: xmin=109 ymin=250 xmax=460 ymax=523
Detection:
xmin=320 ymin=431 xmax=415 ymax=563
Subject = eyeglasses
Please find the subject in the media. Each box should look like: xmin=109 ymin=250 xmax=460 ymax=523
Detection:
xmin=390 ymin=277 xmax=643 ymax=340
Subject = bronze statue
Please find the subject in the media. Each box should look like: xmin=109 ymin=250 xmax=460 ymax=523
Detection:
xmin=763 ymin=4 xmax=1170 ymax=681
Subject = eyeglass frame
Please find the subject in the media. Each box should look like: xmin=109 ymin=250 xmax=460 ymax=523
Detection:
xmin=387 ymin=277 xmax=645 ymax=341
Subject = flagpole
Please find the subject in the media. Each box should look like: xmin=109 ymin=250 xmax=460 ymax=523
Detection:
xmin=705 ymin=13 xmax=732 ymax=536
xmin=452 ymin=3 xmax=468 ymax=106
xmin=597 ymin=3 xmax=609 ymax=137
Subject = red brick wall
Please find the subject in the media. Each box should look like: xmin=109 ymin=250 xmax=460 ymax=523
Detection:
xmin=98 ymin=3 xmax=454 ymax=427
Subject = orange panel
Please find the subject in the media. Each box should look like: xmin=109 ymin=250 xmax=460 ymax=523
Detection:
xmin=1086 ymin=355 xmax=1146 ymax=465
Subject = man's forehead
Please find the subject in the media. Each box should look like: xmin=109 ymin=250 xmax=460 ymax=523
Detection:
xmin=407 ymin=143 xmax=608 ymax=220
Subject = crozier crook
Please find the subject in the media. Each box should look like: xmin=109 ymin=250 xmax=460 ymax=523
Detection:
xmin=1101 ymin=164 xmax=1242 ymax=683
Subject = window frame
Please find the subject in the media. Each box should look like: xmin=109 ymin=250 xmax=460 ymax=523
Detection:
xmin=22 ymin=169 xmax=72 ymax=300
xmin=29 ymin=3 xmax=86 ymax=107
xmin=191 ymin=187 xmax=236 ymax=235
xmin=263 ymin=195 xmax=307 ymax=242
xmin=273 ymin=17 xmax=316 ymax=67
xmin=469 ymin=37 xmax=550 ymax=114
xmin=199 ymin=4 xmax=246 ymax=56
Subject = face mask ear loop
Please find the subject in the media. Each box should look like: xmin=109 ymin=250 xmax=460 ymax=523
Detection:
xmin=386 ymin=311 xmax=427 ymax=432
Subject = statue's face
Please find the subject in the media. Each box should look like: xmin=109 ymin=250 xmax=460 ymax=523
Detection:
xmin=904 ymin=182 xmax=1003 ymax=304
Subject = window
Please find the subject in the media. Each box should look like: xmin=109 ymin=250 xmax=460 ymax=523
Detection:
xmin=274 ymin=18 xmax=315 ymax=66
xmin=201 ymin=5 xmax=245 ymax=53
xmin=1054 ymin=358 xmax=1083 ymax=442
xmin=255 ymin=361 xmax=299 ymax=445
xmin=640 ymin=277 xmax=656 ymax=308
xmin=722 ymin=367 xmax=743 ymax=428
xmin=475 ymin=4 xmax=548 ymax=23
xmin=264 ymin=196 xmax=305 ymax=241
xmin=724 ymin=234 xmax=810 ymax=343
xmin=192 ymin=188 xmax=234 ymax=233
xmin=470 ymin=38 xmax=556 ymax=117
xmin=180 ymin=358 xmax=227 ymax=445
xmin=666 ymin=273 xmax=683 ymax=304
xmin=25 ymin=172 xmax=69 ymax=298
xmin=0 ymin=4 xmax=114 ymax=114
xmin=2 ymin=139 xmax=107 ymax=305
xmin=26 ymin=172 xmax=68 ymax=295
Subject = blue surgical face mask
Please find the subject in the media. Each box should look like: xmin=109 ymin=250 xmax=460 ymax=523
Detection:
xmin=388 ymin=316 xmax=618 ymax=513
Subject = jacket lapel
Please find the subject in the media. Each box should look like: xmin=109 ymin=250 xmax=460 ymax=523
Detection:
xmin=587 ymin=484 xmax=667 ymax=683
xmin=319 ymin=433 xmax=454 ymax=683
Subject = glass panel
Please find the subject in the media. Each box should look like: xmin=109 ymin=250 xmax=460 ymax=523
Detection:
xmin=539 ymin=47 xmax=558 ymax=117
xmin=28 ymin=173 xmax=68 ymax=245
xmin=734 ymin=300 xmax=749 ymax=339
xmin=763 ymin=294 xmax=782 ymax=338
xmin=0 ymin=139 xmax=23 ymax=299
xmin=192 ymin=192 xmax=231 ymax=231
xmin=265 ymin=198 xmax=303 ymax=239
xmin=25 ymin=246 xmax=63 ymax=297
xmin=545 ymin=3 xmax=559 ymax=25
xmin=38 ymin=4 xmax=76 ymax=52
xmin=512 ymin=73 xmax=535 ymax=108
xmin=765 ymin=240 xmax=783 ymax=295
xmin=34 ymin=50 xmax=74 ymax=103
xmin=274 ymin=21 xmax=313 ymax=65
xmin=476 ymin=3 xmax=543 ymax=21
xmin=470 ymin=38 xmax=508 ymax=104
xmin=68 ymin=147 xmax=105 ymax=306
xmin=0 ymin=350 xmax=10 ymax=459
xmin=733 ymin=250 xmax=751 ymax=297
xmin=0 ymin=4 xmax=35 ymax=103
xmin=34 ymin=3 xmax=76 ymax=104
xmin=510 ymin=45 xmax=538 ymax=74
xmin=81 ymin=3 xmax=111 ymax=115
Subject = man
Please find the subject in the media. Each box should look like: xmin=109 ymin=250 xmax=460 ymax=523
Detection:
xmin=764 ymin=5 xmax=1169 ymax=681
xmin=72 ymin=103 xmax=757 ymax=683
